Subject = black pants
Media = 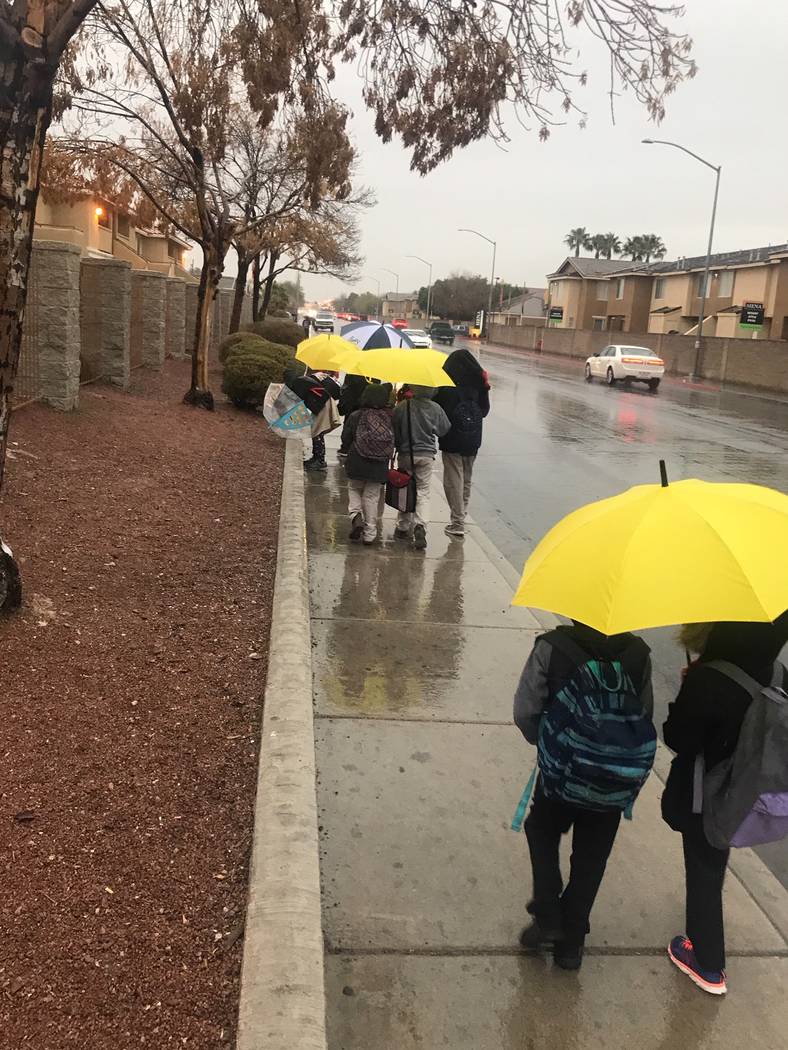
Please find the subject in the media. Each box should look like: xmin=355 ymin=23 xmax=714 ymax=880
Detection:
xmin=311 ymin=435 xmax=326 ymax=463
xmin=682 ymin=816 xmax=729 ymax=971
xmin=524 ymin=781 xmax=621 ymax=947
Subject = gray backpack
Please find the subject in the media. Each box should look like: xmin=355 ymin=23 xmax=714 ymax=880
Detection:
xmin=693 ymin=660 xmax=788 ymax=850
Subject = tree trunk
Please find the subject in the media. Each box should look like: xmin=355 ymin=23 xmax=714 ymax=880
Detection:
xmin=0 ymin=47 xmax=56 ymax=610
xmin=183 ymin=247 xmax=221 ymax=410
xmin=259 ymin=251 xmax=279 ymax=320
xmin=251 ymin=252 xmax=262 ymax=321
xmin=229 ymin=254 xmax=249 ymax=334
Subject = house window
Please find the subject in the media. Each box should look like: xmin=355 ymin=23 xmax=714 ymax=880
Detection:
xmin=596 ymin=281 xmax=608 ymax=301
xmin=97 ymin=207 xmax=111 ymax=230
xmin=695 ymin=272 xmax=710 ymax=297
xmin=654 ymin=277 xmax=665 ymax=300
xmin=117 ymin=213 xmax=130 ymax=239
xmin=136 ymin=234 xmax=145 ymax=257
xmin=167 ymin=242 xmax=179 ymax=261
xmin=615 ymin=278 xmax=625 ymax=300
xmin=592 ymin=317 xmax=605 ymax=331
xmin=718 ymin=270 xmax=734 ymax=297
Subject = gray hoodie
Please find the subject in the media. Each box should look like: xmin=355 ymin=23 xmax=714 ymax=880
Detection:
xmin=393 ymin=387 xmax=451 ymax=457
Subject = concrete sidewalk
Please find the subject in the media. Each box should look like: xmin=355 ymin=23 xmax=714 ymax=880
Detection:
xmin=305 ymin=446 xmax=788 ymax=1049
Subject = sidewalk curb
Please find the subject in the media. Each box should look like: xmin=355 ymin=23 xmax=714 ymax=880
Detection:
xmin=236 ymin=439 xmax=327 ymax=1050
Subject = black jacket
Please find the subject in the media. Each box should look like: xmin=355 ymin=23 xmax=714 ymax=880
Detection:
xmin=432 ymin=349 xmax=490 ymax=455
xmin=662 ymin=615 xmax=788 ymax=830
xmin=338 ymin=375 xmax=367 ymax=417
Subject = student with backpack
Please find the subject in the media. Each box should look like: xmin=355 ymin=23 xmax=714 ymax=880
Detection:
xmin=393 ymin=386 xmax=450 ymax=550
xmin=432 ymin=349 xmax=490 ymax=537
xmin=513 ymin=621 xmax=655 ymax=970
xmin=341 ymin=383 xmax=395 ymax=544
xmin=662 ymin=613 xmax=788 ymax=996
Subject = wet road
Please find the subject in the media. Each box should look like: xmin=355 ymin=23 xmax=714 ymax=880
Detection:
xmin=469 ymin=344 xmax=788 ymax=886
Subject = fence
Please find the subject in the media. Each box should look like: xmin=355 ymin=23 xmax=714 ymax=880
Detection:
xmin=15 ymin=258 xmax=40 ymax=406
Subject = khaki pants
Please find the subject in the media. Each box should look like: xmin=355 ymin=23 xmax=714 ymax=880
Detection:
xmin=442 ymin=452 xmax=475 ymax=528
xmin=348 ymin=479 xmax=383 ymax=541
xmin=396 ymin=453 xmax=434 ymax=530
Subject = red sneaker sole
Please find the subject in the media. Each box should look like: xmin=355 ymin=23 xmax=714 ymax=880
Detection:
xmin=668 ymin=945 xmax=727 ymax=995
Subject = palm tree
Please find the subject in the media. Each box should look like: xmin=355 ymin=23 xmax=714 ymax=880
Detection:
xmin=622 ymin=236 xmax=646 ymax=262
xmin=639 ymin=234 xmax=667 ymax=263
xmin=564 ymin=227 xmax=592 ymax=257
xmin=599 ymin=233 xmax=621 ymax=260
xmin=590 ymin=234 xmax=607 ymax=259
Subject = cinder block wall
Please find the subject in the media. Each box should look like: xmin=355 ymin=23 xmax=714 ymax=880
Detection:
xmin=165 ymin=278 xmax=187 ymax=359
xmin=81 ymin=258 xmax=132 ymax=388
xmin=130 ymin=271 xmax=167 ymax=369
xmin=32 ymin=241 xmax=82 ymax=410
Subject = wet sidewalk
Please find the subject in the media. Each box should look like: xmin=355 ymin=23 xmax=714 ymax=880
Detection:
xmin=305 ymin=447 xmax=788 ymax=1049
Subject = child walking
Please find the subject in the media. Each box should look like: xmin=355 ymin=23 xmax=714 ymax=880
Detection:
xmin=514 ymin=621 xmax=655 ymax=970
xmin=392 ymin=385 xmax=450 ymax=550
xmin=342 ymin=383 xmax=394 ymax=544
xmin=662 ymin=614 xmax=788 ymax=995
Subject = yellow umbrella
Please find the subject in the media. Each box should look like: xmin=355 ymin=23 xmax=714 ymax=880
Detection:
xmin=342 ymin=347 xmax=454 ymax=387
xmin=296 ymin=333 xmax=359 ymax=372
xmin=513 ymin=469 xmax=788 ymax=634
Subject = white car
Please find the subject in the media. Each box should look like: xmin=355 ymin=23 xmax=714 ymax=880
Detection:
xmin=313 ymin=311 xmax=336 ymax=333
xmin=402 ymin=328 xmax=431 ymax=348
xmin=585 ymin=344 xmax=665 ymax=391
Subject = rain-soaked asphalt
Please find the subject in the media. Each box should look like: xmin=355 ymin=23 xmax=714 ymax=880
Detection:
xmin=468 ymin=342 xmax=788 ymax=886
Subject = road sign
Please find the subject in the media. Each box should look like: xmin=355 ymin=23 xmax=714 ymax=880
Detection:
xmin=548 ymin=306 xmax=563 ymax=323
xmin=739 ymin=302 xmax=764 ymax=329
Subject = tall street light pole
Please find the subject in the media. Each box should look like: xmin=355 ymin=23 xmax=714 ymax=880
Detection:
xmin=362 ymin=274 xmax=381 ymax=319
xmin=458 ymin=228 xmax=496 ymax=338
xmin=407 ymin=255 xmax=433 ymax=321
xmin=380 ymin=267 xmax=399 ymax=322
xmin=643 ymin=138 xmax=721 ymax=380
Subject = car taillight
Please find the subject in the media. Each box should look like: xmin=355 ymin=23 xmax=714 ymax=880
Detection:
xmin=621 ymin=356 xmax=663 ymax=365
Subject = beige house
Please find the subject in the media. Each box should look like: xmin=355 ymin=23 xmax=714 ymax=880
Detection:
xmin=646 ymin=245 xmax=788 ymax=341
xmin=381 ymin=292 xmax=422 ymax=321
xmin=35 ymin=192 xmax=195 ymax=281
xmin=546 ymin=258 xmax=649 ymax=332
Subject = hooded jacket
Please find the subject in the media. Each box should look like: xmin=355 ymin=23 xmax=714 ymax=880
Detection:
xmin=393 ymin=386 xmax=451 ymax=457
xmin=432 ymin=349 xmax=491 ymax=455
xmin=514 ymin=623 xmax=653 ymax=745
xmin=343 ymin=383 xmax=394 ymax=483
xmin=662 ymin=613 xmax=788 ymax=829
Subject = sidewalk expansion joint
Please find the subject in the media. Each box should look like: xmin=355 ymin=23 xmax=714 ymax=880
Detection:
xmin=310 ymin=614 xmax=529 ymax=631
xmin=315 ymin=714 xmax=513 ymax=727
xmin=326 ymin=944 xmax=788 ymax=960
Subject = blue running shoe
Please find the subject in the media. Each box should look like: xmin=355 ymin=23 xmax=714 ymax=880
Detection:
xmin=668 ymin=936 xmax=727 ymax=996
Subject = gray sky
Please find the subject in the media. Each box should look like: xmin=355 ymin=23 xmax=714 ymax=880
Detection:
xmin=301 ymin=0 xmax=788 ymax=305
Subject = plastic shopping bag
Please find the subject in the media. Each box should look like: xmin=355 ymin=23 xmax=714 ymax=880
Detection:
xmin=263 ymin=383 xmax=313 ymax=435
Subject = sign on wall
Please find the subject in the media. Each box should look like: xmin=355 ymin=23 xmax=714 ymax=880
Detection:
xmin=548 ymin=306 xmax=564 ymax=323
xmin=739 ymin=302 xmax=765 ymax=329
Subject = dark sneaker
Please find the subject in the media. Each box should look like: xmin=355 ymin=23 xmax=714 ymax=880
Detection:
xmin=519 ymin=920 xmax=563 ymax=951
xmin=668 ymin=936 xmax=727 ymax=995
xmin=303 ymin=456 xmax=315 ymax=470
xmin=444 ymin=523 xmax=465 ymax=537
xmin=553 ymin=941 xmax=584 ymax=971
xmin=305 ymin=458 xmax=328 ymax=473
xmin=413 ymin=524 xmax=427 ymax=550
xmin=394 ymin=526 xmax=410 ymax=539
xmin=349 ymin=513 xmax=364 ymax=542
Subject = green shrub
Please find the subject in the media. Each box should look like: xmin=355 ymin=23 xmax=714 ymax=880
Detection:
xmin=222 ymin=339 xmax=297 ymax=409
xmin=269 ymin=308 xmax=294 ymax=320
xmin=218 ymin=331 xmax=262 ymax=364
xmin=243 ymin=316 xmax=304 ymax=348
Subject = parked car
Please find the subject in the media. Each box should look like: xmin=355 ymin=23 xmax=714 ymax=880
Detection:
xmin=402 ymin=328 xmax=431 ymax=349
xmin=428 ymin=321 xmax=455 ymax=346
xmin=391 ymin=318 xmax=408 ymax=330
xmin=585 ymin=344 xmax=665 ymax=391
xmin=313 ymin=311 xmax=336 ymax=333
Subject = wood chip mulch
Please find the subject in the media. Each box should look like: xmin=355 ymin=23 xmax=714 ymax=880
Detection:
xmin=0 ymin=360 xmax=284 ymax=1048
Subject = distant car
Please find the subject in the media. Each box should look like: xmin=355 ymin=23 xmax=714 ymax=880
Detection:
xmin=585 ymin=344 xmax=665 ymax=391
xmin=452 ymin=323 xmax=469 ymax=336
xmin=428 ymin=321 xmax=455 ymax=346
xmin=313 ymin=311 xmax=335 ymax=333
xmin=391 ymin=318 xmax=408 ymax=330
xmin=402 ymin=328 xmax=431 ymax=349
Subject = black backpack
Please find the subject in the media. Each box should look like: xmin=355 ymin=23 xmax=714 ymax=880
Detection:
xmin=450 ymin=389 xmax=484 ymax=454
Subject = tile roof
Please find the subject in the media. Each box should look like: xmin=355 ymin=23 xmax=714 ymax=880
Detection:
xmin=647 ymin=244 xmax=788 ymax=273
xmin=548 ymin=257 xmax=633 ymax=278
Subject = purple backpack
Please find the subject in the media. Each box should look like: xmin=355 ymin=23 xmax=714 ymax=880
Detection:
xmin=694 ymin=660 xmax=788 ymax=849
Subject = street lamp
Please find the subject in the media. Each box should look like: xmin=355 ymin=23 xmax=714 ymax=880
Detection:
xmin=643 ymin=138 xmax=721 ymax=379
xmin=458 ymin=228 xmax=496 ymax=337
xmin=362 ymin=274 xmax=381 ymax=319
xmin=380 ymin=267 xmax=399 ymax=322
xmin=407 ymin=255 xmax=433 ymax=322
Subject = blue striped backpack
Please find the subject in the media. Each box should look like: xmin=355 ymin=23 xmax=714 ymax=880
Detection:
xmin=537 ymin=632 xmax=656 ymax=814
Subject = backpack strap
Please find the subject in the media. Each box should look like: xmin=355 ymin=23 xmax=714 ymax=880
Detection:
xmin=703 ymin=659 xmax=768 ymax=699
xmin=540 ymin=629 xmax=591 ymax=668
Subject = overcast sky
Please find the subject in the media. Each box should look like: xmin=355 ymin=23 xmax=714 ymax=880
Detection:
xmin=299 ymin=0 xmax=788 ymax=306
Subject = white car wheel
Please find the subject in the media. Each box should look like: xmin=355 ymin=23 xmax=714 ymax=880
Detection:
xmin=606 ymin=366 xmax=617 ymax=386
xmin=584 ymin=363 xmax=593 ymax=382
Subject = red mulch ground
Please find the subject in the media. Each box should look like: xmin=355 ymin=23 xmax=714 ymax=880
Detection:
xmin=0 ymin=360 xmax=284 ymax=1048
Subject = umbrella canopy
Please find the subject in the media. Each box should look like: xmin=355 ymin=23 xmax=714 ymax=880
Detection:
xmin=340 ymin=320 xmax=414 ymax=350
xmin=513 ymin=476 xmax=788 ymax=635
xmin=296 ymin=333 xmax=358 ymax=372
xmin=341 ymin=347 xmax=454 ymax=387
